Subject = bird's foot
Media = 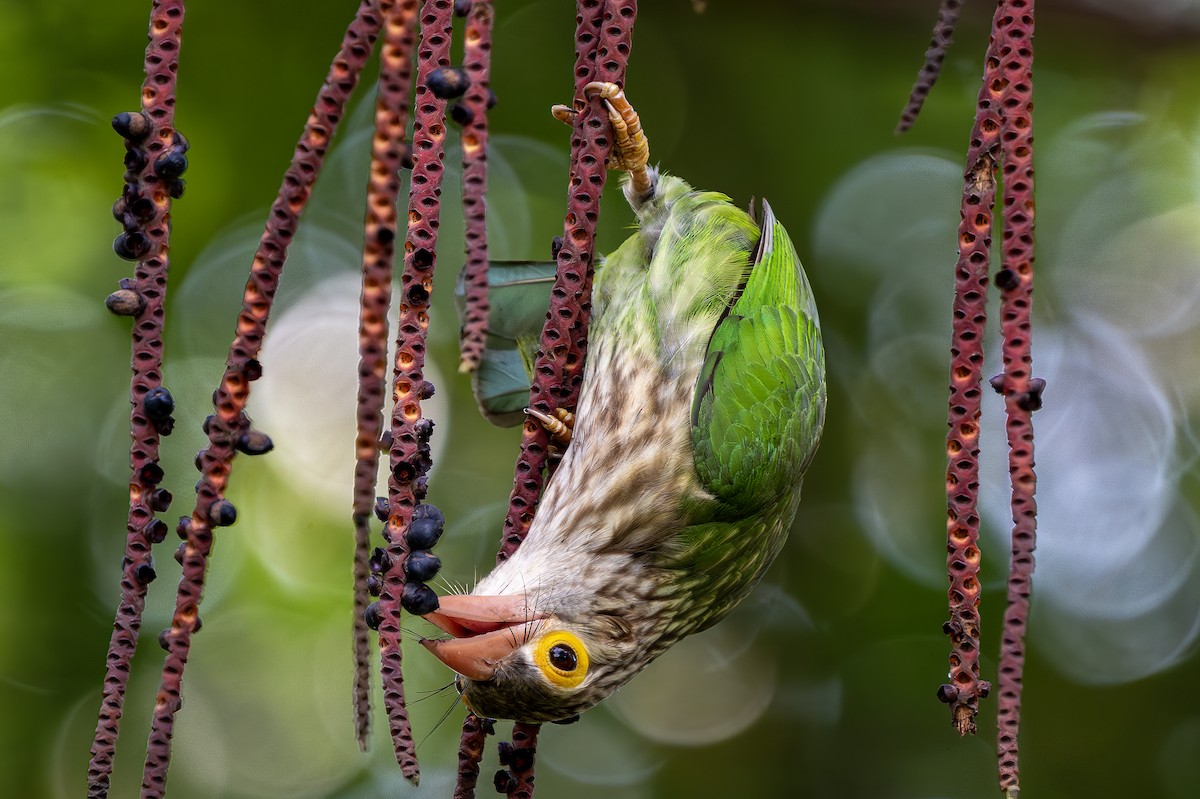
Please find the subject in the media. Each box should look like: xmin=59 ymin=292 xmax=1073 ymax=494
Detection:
xmin=525 ymin=406 xmax=574 ymax=447
xmin=551 ymin=81 xmax=654 ymax=202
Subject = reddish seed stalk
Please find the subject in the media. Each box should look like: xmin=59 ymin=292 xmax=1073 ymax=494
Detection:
xmin=993 ymin=1 xmax=1038 ymax=794
xmin=138 ymin=3 xmax=392 ymax=795
xmin=484 ymin=4 xmax=637 ymax=797
xmin=456 ymin=0 xmax=494 ymax=373
xmin=351 ymin=0 xmax=420 ymax=753
xmin=942 ymin=0 xmax=1008 ymax=738
xmin=450 ymin=2 xmax=494 ymax=785
xmin=939 ymin=0 xmax=1040 ymax=790
xmin=496 ymin=0 xmax=611 ymax=564
xmin=487 ymin=3 xmax=609 ymax=791
xmin=896 ymin=0 xmax=964 ymax=133
xmin=452 ymin=714 xmax=489 ymax=799
xmin=505 ymin=722 xmax=541 ymax=799
xmin=87 ymin=3 xmax=185 ymax=796
xmin=375 ymin=0 xmax=456 ymax=785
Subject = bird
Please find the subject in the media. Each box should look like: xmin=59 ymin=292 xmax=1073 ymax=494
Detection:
xmin=425 ymin=82 xmax=826 ymax=724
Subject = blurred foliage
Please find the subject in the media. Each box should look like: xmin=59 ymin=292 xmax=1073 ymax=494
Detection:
xmin=3 ymin=1 xmax=1200 ymax=798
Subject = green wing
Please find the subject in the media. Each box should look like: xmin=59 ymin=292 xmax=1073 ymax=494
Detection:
xmin=454 ymin=261 xmax=554 ymax=426
xmin=690 ymin=201 xmax=826 ymax=515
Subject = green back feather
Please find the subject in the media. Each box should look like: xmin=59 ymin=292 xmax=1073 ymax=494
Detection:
xmin=690 ymin=200 xmax=826 ymax=514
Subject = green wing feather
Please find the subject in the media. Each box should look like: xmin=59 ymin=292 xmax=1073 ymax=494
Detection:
xmin=454 ymin=261 xmax=554 ymax=426
xmin=690 ymin=200 xmax=826 ymax=514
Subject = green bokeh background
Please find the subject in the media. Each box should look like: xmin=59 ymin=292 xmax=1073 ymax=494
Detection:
xmin=4 ymin=1 xmax=1200 ymax=797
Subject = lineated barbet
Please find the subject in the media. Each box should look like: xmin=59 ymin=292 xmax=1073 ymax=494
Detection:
xmin=426 ymin=83 xmax=826 ymax=723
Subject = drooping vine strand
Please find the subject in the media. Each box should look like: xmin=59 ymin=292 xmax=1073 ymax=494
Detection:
xmin=992 ymin=2 xmax=1039 ymax=794
xmin=350 ymin=0 xmax=419 ymax=752
xmin=88 ymin=3 xmax=185 ymax=796
xmin=503 ymin=721 xmax=541 ymax=799
xmin=496 ymin=0 xmax=621 ymax=564
xmin=907 ymin=0 xmax=1041 ymax=791
xmin=374 ymin=0 xmax=457 ymax=784
xmin=452 ymin=713 xmax=490 ymax=799
xmin=473 ymin=3 xmax=610 ymax=797
xmin=486 ymin=3 xmax=638 ymax=797
xmin=456 ymin=0 xmax=494 ymax=373
xmin=939 ymin=0 xmax=1006 ymax=738
xmin=139 ymin=3 xmax=394 ymax=795
xmin=896 ymin=0 xmax=964 ymax=133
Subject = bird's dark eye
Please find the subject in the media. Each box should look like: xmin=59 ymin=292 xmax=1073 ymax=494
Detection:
xmin=548 ymin=643 xmax=578 ymax=672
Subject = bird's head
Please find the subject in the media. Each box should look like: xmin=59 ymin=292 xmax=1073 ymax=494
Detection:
xmin=419 ymin=585 xmax=646 ymax=723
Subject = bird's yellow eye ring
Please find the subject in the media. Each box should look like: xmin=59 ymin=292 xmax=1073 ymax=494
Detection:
xmin=533 ymin=631 xmax=589 ymax=689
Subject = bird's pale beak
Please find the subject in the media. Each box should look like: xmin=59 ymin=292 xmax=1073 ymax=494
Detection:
xmin=419 ymin=595 xmax=546 ymax=682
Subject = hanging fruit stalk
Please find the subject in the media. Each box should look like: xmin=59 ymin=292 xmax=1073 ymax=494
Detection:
xmin=373 ymin=0 xmax=457 ymax=785
xmin=483 ymin=3 xmax=638 ymax=797
xmin=939 ymin=0 xmax=1006 ymax=736
xmin=896 ymin=0 xmax=964 ymax=132
xmin=88 ymin=3 xmax=185 ymax=796
xmin=905 ymin=0 xmax=1041 ymax=793
xmin=452 ymin=713 xmax=490 ymax=799
xmin=456 ymin=0 xmax=494 ymax=373
xmin=350 ymin=0 xmax=420 ymax=752
xmin=496 ymin=0 xmax=620 ymax=563
xmin=139 ymin=2 xmax=394 ymax=795
xmin=992 ymin=3 xmax=1039 ymax=794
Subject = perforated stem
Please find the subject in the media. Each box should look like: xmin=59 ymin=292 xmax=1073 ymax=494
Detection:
xmin=88 ymin=3 xmax=184 ymax=796
xmin=942 ymin=0 xmax=1006 ymax=736
xmin=897 ymin=0 xmax=964 ymax=133
xmin=374 ymin=0 xmax=457 ymax=784
xmin=452 ymin=713 xmax=489 ymax=799
xmin=992 ymin=2 xmax=1038 ymax=794
xmin=456 ymin=1 xmax=494 ymax=373
xmin=488 ymin=3 xmax=638 ymax=797
xmin=350 ymin=0 xmax=420 ymax=753
xmin=496 ymin=0 xmax=636 ymax=563
xmin=138 ymin=3 xmax=392 ymax=795
xmin=505 ymin=722 xmax=541 ymax=799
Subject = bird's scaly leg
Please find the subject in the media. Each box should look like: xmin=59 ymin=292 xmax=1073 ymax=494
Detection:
xmin=525 ymin=407 xmax=574 ymax=447
xmin=551 ymin=81 xmax=654 ymax=202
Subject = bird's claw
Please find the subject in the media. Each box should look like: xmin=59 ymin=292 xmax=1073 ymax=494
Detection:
xmin=551 ymin=81 xmax=654 ymax=201
xmin=525 ymin=406 xmax=574 ymax=447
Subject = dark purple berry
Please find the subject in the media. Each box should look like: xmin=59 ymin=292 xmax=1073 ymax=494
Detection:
xmin=406 ymin=516 xmax=443 ymax=550
xmin=404 ymin=550 xmax=441 ymax=582
xmin=113 ymin=230 xmax=150 ymax=261
xmin=401 ymin=582 xmax=439 ymax=616
xmin=209 ymin=499 xmax=237 ymax=527
xmin=236 ymin=429 xmax=274 ymax=456
xmin=428 ymin=67 xmax=470 ymax=100
xmin=449 ymin=103 xmax=474 ymax=126
xmin=112 ymin=111 xmax=150 ymax=140
xmin=143 ymin=387 xmax=175 ymax=419
xmin=154 ymin=149 xmax=188 ymax=179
